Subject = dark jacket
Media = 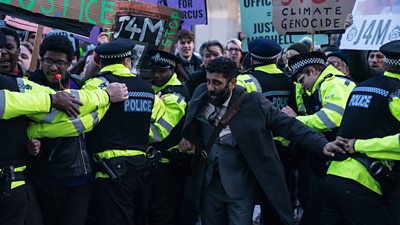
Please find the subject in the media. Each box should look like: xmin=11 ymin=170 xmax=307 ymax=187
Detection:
xmin=182 ymin=84 xmax=329 ymax=225
xmin=27 ymin=70 xmax=92 ymax=180
xmin=346 ymin=50 xmax=384 ymax=83
xmin=185 ymin=65 xmax=206 ymax=99
xmin=177 ymin=54 xmax=202 ymax=75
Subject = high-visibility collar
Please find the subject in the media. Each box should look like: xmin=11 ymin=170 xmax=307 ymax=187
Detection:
xmin=311 ymin=65 xmax=344 ymax=93
xmin=254 ymin=64 xmax=283 ymax=74
xmin=384 ymin=71 xmax=400 ymax=80
xmin=100 ymin=64 xmax=135 ymax=77
xmin=153 ymin=73 xmax=181 ymax=93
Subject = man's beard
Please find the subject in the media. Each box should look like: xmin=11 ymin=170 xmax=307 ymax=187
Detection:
xmin=208 ymin=84 xmax=231 ymax=106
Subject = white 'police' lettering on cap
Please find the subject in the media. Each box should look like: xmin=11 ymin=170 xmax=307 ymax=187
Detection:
xmin=152 ymin=53 xmax=176 ymax=67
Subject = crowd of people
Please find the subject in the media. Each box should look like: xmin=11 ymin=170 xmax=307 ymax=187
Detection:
xmin=0 ymin=12 xmax=399 ymax=225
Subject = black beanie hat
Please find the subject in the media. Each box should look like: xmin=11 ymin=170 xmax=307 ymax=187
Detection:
xmin=287 ymin=43 xmax=310 ymax=54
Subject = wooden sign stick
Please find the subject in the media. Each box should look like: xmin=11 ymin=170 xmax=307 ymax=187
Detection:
xmin=29 ymin=25 xmax=44 ymax=71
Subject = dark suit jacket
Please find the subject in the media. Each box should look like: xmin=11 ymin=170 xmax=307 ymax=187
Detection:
xmin=182 ymin=84 xmax=329 ymax=225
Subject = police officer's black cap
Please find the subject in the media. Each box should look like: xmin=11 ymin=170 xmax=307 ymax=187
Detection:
xmin=327 ymin=50 xmax=348 ymax=65
xmin=147 ymin=50 xmax=179 ymax=69
xmin=380 ymin=40 xmax=400 ymax=66
xmin=288 ymin=51 xmax=327 ymax=77
xmin=95 ymin=38 xmax=135 ymax=60
xmin=0 ymin=30 xmax=5 ymax=48
xmin=248 ymin=38 xmax=282 ymax=62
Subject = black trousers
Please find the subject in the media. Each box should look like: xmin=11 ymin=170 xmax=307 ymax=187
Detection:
xmin=0 ymin=185 xmax=28 ymax=225
xmin=299 ymin=172 xmax=324 ymax=225
xmin=381 ymin=181 xmax=400 ymax=225
xmin=33 ymin=181 xmax=92 ymax=225
xmin=91 ymin=174 xmax=151 ymax=225
xmin=148 ymin=164 xmax=186 ymax=225
xmin=320 ymin=175 xmax=395 ymax=225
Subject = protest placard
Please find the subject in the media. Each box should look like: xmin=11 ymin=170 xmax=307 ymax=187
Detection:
xmin=272 ymin=0 xmax=356 ymax=35
xmin=139 ymin=0 xmax=207 ymax=27
xmin=340 ymin=0 xmax=400 ymax=50
xmin=112 ymin=1 xmax=183 ymax=74
xmin=240 ymin=0 xmax=328 ymax=51
xmin=4 ymin=16 xmax=52 ymax=33
xmin=0 ymin=0 xmax=117 ymax=36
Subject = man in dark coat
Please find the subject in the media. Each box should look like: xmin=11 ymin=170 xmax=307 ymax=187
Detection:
xmin=181 ymin=57 xmax=342 ymax=225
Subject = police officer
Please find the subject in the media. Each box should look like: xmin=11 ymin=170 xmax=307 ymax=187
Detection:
xmin=282 ymin=51 xmax=356 ymax=225
xmin=320 ymin=40 xmax=400 ymax=225
xmin=236 ymin=38 xmax=297 ymax=225
xmin=86 ymin=39 xmax=166 ymax=225
xmin=237 ymin=38 xmax=295 ymax=110
xmin=146 ymin=50 xmax=189 ymax=225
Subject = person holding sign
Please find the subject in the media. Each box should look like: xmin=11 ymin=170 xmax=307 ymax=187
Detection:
xmin=320 ymin=40 xmax=400 ymax=225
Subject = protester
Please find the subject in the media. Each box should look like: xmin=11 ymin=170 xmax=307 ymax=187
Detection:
xmin=0 ymin=27 xmax=24 ymax=76
xmin=175 ymin=29 xmax=202 ymax=75
xmin=225 ymin=39 xmax=243 ymax=70
xmin=185 ymin=40 xmax=224 ymax=98
xmin=27 ymin=35 xmax=92 ymax=225
xmin=18 ymin=41 xmax=34 ymax=71
xmin=181 ymin=57 xmax=343 ymax=225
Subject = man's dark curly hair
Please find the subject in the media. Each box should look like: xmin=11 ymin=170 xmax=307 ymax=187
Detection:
xmin=0 ymin=27 xmax=20 ymax=48
xmin=40 ymin=35 xmax=74 ymax=62
xmin=206 ymin=57 xmax=238 ymax=81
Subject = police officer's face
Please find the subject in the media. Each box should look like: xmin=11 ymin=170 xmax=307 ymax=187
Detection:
xmin=0 ymin=35 xmax=19 ymax=72
xmin=206 ymin=72 xmax=236 ymax=105
xmin=296 ymin=67 xmax=318 ymax=92
xmin=41 ymin=51 xmax=70 ymax=83
xmin=151 ymin=67 xmax=173 ymax=87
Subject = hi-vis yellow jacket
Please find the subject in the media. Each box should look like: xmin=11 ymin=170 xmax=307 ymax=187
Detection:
xmin=296 ymin=65 xmax=356 ymax=132
xmin=151 ymin=73 xmax=187 ymax=144
xmin=327 ymin=71 xmax=400 ymax=195
xmin=26 ymin=64 xmax=167 ymax=144
xmin=0 ymin=77 xmax=109 ymax=122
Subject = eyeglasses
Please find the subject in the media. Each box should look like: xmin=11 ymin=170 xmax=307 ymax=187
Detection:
xmin=227 ymin=48 xmax=241 ymax=53
xmin=42 ymin=58 xmax=68 ymax=68
xmin=326 ymin=61 xmax=341 ymax=67
xmin=297 ymin=73 xmax=305 ymax=83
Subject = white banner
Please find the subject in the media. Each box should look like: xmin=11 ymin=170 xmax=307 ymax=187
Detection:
xmin=340 ymin=0 xmax=400 ymax=50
